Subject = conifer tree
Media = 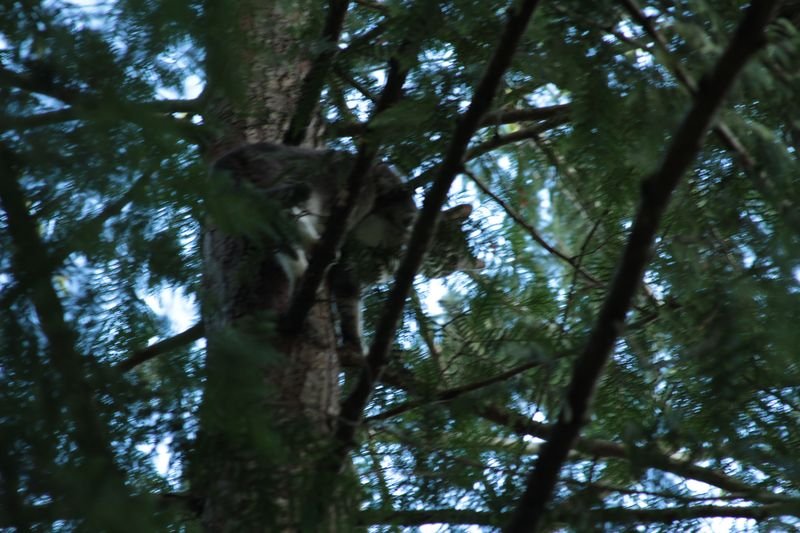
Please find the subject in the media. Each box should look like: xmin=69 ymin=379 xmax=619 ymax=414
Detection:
xmin=1 ymin=1 xmax=799 ymax=531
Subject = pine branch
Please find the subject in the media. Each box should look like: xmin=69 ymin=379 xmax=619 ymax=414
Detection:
xmin=504 ymin=4 xmax=780 ymax=530
xmin=478 ymin=405 xmax=764 ymax=497
xmin=358 ymin=503 xmax=800 ymax=528
xmin=465 ymin=121 xmax=565 ymax=160
xmin=619 ymin=0 xmax=756 ymax=169
xmin=480 ymin=104 xmax=570 ymax=126
xmin=116 ymin=322 xmax=205 ymax=372
xmin=335 ymin=0 xmax=544 ymax=467
xmin=365 ymin=359 xmax=544 ymax=422
xmin=0 ymin=171 xmax=154 ymax=309
xmin=0 ymin=64 xmax=200 ymax=113
xmin=0 ymin=144 xmax=129 ymax=500
xmin=464 ymin=169 xmax=602 ymax=287
xmin=283 ymin=0 xmax=351 ymax=145
xmin=330 ymin=103 xmax=569 ymax=141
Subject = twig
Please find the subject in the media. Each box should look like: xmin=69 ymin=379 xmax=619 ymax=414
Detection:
xmin=464 ymin=169 xmax=602 ymax=287
xmin=366 ymin=359 xmax=544 ymax=422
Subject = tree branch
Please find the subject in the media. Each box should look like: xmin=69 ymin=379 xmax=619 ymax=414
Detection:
xmin=480 ymin=103 xmax=570 ymax=127
xmin=0 ymin=144 xmax=129 ymax=504
xmin=366 ymin=359 xmax=544 ymax=422
xmin=478 ymin=405 xmax=762 ymax=497
xmin=464 ymin=169 xmax=602 ymax=287
xmin=280 ymin=47 xmax=414 ymax=336
xmin=465 ymin=121 xmax=565 ymax=160
xmin=334 ymin=0 xmax=544 ymax=468
xmin=0 ymin=171 xmax=154 ymax=309
xmin=330 ymin=103 xmax=570 ymax=141
xmin=115 ymin=322 xmax=205 ymax=372
xmin=504 ymin=4 xmax=779 ymax=530
xmin=283 ymin=0 xmax=351 ymax=145
xmin=358 ymin=503 xmax=800 ymax=528
xmin=618 ymin=0 xmax=756 ymax=169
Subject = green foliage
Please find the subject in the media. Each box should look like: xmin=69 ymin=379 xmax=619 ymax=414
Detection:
xmin=2 ymin=0 xmax=800 ymax=531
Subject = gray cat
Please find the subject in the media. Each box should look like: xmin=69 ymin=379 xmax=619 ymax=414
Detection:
xmin=210 ymin=142 xmax=482 ymax=349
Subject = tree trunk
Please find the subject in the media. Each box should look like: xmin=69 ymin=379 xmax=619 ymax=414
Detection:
xmin=191 ymin=2 xmax=342 ymax=530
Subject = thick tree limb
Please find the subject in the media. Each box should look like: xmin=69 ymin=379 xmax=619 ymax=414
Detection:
xmin=334 ymin=0 xmax=543 ymax=467
xmin=504 ymin=3 xmax=779 ymax=531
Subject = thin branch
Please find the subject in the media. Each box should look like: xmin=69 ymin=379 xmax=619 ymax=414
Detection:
xmin=465 ymin=121 xmax=564 ymax=160
xmin=115 ymin=322 xmax=205 ymax=373
xmin=329 ymin=103 xmax=570 ymax=141
xmin=480 ymin=104 xmax=570 ymax=126
xmin=0 ymin=172 xmax=154 ymax=309
xmin=464 ymin=169 xmax=602 ymax=287
xmin=366 ymin=359 xmax=544 ymax=422
xmin=358 ymin=503 xmax=800 ymax=528
xmin=0 ymin=64 xmax=86 ymax=103
xmin=0 ymin=65 xmax=201 ymax=114
xmin=0 ymin=108 xmax=79 ymax=130
xmin=478 ymin=405 xmax=763 ymax=497
xmin=280 ymin=48 xmax=414 ymax=335
xmin=283 ymin=0 xmax=351 ymax=145
xmin=335 ymin=0 xmax=544 ymax=468
xmin=505 ymin=4 xmax=779 ymax=530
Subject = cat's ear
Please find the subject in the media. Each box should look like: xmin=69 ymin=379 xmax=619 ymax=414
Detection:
xmin=441 ymin=204 xmax=473 ymax=221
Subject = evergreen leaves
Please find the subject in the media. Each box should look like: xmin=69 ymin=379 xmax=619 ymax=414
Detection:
xmin=1 ymin=0 xmax=799 ymax=531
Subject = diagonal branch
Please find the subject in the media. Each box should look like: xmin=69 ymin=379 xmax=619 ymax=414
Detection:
xmin=334 ymin=0 xmax=544 ymax=468
xmin=0 ymin=144 xmax=128 ymax=501
xmin=366 ymin=359 xmax=544 ymax=422
xmin=280 ymin=48 xmax=414 ymax=335
xmin=465 ymin=120 xmax=567 ymax=160
xmin=283 ymin=0 xmax=351 ymax=145
xmin=464 ymin=169 xmax=602 ymax=287
xmin=358 ymin=503 xmax=800 ymax=528
xmin=618 ymin=0 xmax=756 ymax=169
xmin=504 ymin=3 xmax=779 ymax=531
xmin=0 ymin=171 xmax=153 ymax=309
xmin=478 ymin=405 xmax=764 ymax=497
xmin=115 ymin=322 xmax=205 ymax=372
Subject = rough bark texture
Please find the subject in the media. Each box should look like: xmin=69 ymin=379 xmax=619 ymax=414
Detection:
xmin=193 ymin=1 xmax=341 ymax=530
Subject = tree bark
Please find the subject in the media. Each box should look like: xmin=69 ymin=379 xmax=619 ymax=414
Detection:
xmin=192 ymin=2 xmax=342 ymax=530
